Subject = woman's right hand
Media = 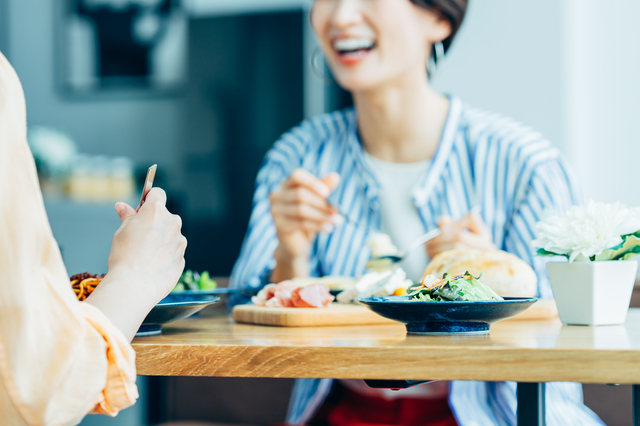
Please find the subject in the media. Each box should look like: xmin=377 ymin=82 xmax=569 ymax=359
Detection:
xmin=85 ymin=188 xmax=187 ymax=340
xmin=270 ymin=169 xmax=341 ymax=281
xmin=106 ymin=188 xmax=187 ymax=303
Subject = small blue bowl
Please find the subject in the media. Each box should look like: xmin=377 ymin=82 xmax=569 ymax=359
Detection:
xmin=359 ymin=296 xmax=537 ymax=334
xmin=136 ymin=294 xmax=220 ymax=337
xmin=171 ymin=287 xmax=237 ymax=297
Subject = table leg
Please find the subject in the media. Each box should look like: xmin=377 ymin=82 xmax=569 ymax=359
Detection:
xmin=146 ymin=376 xmax=170 ymax=424
xmin=633 ymin=384 xmax=640 ymax=426
xmin=517 ymin=382 xmax=545 ymax=426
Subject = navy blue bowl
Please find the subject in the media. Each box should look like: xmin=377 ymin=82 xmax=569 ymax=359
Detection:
xmin=359 ymin=296 xmax=537 ymax=334
xmin=171 ymin=287 xmax=237 ymax=297
xmin=136 ymin=294 xmax=220 ymax=337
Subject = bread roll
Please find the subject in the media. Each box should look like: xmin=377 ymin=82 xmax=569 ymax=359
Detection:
xmin=422 ymin=250 xmax=538 ymax=297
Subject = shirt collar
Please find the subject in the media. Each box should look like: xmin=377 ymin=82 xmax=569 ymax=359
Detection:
xmin=412 ymin=94 xmax=463 ymax=206
xmin=345 ymin=109 xmax=380 ymax=202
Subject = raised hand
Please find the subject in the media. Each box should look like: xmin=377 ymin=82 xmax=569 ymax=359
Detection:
xmin=426 ymin=210 xmax=496 ymax=259
xmin=270 ymin=168 xmax=341 ymax=281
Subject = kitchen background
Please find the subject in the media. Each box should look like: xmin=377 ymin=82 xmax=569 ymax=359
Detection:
xmin=1 ymin=0 xmax=639 ymax=425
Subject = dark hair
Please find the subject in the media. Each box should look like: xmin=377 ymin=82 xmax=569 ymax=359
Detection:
xmin=409 ymin=0 xmax=468 ymax=56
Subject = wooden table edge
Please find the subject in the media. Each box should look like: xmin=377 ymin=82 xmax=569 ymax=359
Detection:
xmin=133 ymin=343 xmax=640 ymax=384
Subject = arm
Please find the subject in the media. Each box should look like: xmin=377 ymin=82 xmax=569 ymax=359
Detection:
xmin=270 ymin=169 xmax=340 ymax=282
xmin=503 ymin=157 xmax=582 ymax=298
xmin=85 ymin=189 xmax=187 ymax=341
xmin=0 ymin=52 xmax=185 ymax=424
xmin=230 ymin=133 xmax=339 ymax=304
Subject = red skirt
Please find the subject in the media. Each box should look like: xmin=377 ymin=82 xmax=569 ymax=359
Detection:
xmin=305 ymin=381 xmax=458 ymax=426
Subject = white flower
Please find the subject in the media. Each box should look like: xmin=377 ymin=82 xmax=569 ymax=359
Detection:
xmin=533 ymin=201 xmax=640 ymax=262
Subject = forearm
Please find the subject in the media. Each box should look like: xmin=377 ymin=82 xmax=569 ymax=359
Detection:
xmin=84 ymin=273 xmax=157 ymax=341
xmin=271 ymin=246 xmax=310 ymax=282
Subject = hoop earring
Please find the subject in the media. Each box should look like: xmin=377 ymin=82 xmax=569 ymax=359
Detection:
xmin=427 ymin=41 xmax=445 ymax=78
xmin=311 ymin=47 xmax=332 ymax=85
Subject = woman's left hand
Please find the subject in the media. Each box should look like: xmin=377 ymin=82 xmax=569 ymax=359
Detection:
xmin=425 ymin=211 xmax=497 ymax=258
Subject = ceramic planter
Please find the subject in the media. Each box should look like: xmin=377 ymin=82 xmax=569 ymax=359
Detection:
xmin=547 ymin=260 xmax=637 ymax=326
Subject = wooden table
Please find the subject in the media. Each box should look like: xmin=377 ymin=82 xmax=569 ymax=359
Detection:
xmin=133 ymin=308 xmax=640 ymax=426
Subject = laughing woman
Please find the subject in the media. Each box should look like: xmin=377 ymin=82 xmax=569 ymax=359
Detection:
xmin=231 ymin=0 xmax=602 ymax=425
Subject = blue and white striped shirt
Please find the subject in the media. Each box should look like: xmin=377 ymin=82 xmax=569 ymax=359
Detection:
xmin=230 ymin=96 xmax=603 ymax=425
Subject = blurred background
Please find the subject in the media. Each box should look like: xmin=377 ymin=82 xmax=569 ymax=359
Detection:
xmin=1 ymin=0 xmax=639 ymax=425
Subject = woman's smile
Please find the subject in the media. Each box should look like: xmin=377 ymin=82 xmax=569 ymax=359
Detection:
xmin=332 ymin=37 xmax=377 ymax=65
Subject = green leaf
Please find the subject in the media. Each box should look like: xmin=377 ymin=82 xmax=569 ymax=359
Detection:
xmin=198 ymin=270 xmax=217 ymax=290
xmin=620 ymin=252 xmax=640 ymax=261
xmin=595 ymin=250 xmax=616 ymax=261
xmin=596 ymin=235 xmax=640 ymax=261
xmin=536 ymin=248 xmax=567 ymax=258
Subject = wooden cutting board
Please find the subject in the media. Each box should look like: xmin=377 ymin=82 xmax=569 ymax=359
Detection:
xmin=505 ymin=299 xmax=558 ymax=321
xmin=232 ymin=303 xmax=397 ymax=327
xmin=232 ymin=299 xmax=558 ymax=327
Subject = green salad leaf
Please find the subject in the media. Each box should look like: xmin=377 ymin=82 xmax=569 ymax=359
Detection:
xmin=172 ymin=270 xmax=217 ymax=292
xmin=198 ymin=271 xmax=217 ymax=290
xmin=407 ymin=272 xmax=503 ymax=302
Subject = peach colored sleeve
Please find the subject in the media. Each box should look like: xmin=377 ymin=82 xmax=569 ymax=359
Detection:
xmin=0 ymin=51 xmax=138 ymax=426
xmin=81 ymin=304 xmax=139 ymax=416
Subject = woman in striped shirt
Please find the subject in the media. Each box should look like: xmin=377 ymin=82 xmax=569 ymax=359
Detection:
xmin=231 ymin=0 xmax=603 ymax=425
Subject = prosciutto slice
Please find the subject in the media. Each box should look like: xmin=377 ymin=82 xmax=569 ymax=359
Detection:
xmin=252 ymin=281 xmax=334 ymax=308
xmin=291 ymin=283 xmax=334 ymax=308
xmin=251 ymin=284 xmax=276 ymax=306
xmin=252 ymin=280 xmax=299 ymax=307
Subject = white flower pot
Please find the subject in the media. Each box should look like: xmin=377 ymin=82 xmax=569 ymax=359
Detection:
xmin=547 ymin=260 xmax=637 ymax=326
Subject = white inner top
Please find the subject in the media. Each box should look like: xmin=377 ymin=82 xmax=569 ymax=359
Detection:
xmin=349 ymin=153 xmax=448 ymax=401
xmin=363 ymin=152 xmax=431 ymax=283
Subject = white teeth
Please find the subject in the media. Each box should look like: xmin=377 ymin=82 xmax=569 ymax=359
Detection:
xmin=333 ymin=38 xmax=375 ymax=52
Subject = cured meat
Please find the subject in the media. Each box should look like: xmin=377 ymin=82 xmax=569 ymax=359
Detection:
xmin=291 ymin=283 xmax=334 ymax=308
xmin=252 ymin=281 xmax=334 ymax=308
xmin=251 ymin=281 xmax=299 ymax=307
xmin=251 ymin=284 xmax=276 ymax=306
xmin=272 ymin=280 xmax=298 ymax=307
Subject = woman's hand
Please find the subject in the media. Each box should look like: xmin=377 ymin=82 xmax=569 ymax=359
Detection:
xmin=85 ymin=188 xmax=187 ymax=340
xmin=425 ymin=211 xmax=496 ymax=259
xmin=270 ymin=168 xmax=341 ymax=282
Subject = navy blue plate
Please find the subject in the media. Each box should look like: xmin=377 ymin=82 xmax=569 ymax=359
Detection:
xmin=359 ymin=296 xmax=537 ymax=334
xmin=171 ymin=287 xmax=237 ymax=297
xmin=136 ymin=294 xmax=220 ymax=337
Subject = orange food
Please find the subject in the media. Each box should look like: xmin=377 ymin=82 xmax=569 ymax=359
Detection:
xmin=392 ymin=287 xmax=408 ymax=296
xmin=70 ymin=273 xmax=105 ymax=301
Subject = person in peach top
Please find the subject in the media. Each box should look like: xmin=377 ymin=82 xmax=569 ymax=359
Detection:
xmin=0 ymin=51 xmax=187 ymax=425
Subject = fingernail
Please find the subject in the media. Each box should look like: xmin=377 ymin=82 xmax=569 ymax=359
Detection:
xmin=322 ymin=223 xmax=335 ymax=233
xmin=330 ymin=214 xmax=344 ymax=225
xmin=115 ymin=203 xmax=123 ymax=215
xmin=316 ymin=184 xmax=330 ymax=197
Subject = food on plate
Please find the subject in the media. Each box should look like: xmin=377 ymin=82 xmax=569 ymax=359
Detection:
xmin=366 ymin=232 xmax=400 ymax=257
xmin=364 ymin=232 xmax=401 ymax=271
xmin=392 ymin=287 xmax=408 ymax=296
xmin=422 ymin=249 xmax=537 ymax=297
xmin=291 ymin=284 xmax=335 ymax=308
xmin=408 ymin=272 xmax=503 ymax=302
xmin=172 ymin=270 xmax=217 ymax=292
xmin=252 ymin=281 xmax=335 ymax=308
xmin=70 ymin=272 xmax=104 ymax=301
xmin=336 ymin=268 xmax=412 ymax=304
xmin=291 ymin=275 xmax=356 ymax=291
xmin=252 ymin=280 xmax=298 ymax=307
